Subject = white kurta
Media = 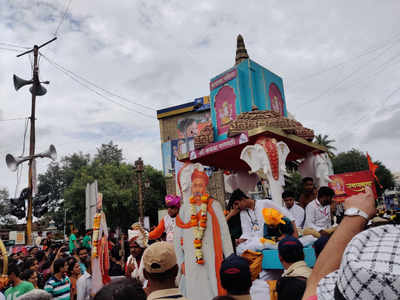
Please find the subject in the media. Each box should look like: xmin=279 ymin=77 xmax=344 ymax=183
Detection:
xmin=304 ymin=199 xmax=331 ymax=232
xmin=287 ymin=204 xmax=305 ymax=228
xmin=237 ymin=199 xmax=295 ymax=254
xmin=126 ymin=254 xmax=146 ymax=285
xmin=164 ymin=215 xmax=176 ymax=243
xmin=174 ymin=200 xmax=233 ymax=300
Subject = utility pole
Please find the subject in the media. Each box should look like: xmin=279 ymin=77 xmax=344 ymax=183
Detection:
xmin=14 ymin=37 xmax=56 ymax=244
xmin=134 ymin=157 xmax=144 ymax=225
xmin=25 ymin=45 xmax=38 ymax=245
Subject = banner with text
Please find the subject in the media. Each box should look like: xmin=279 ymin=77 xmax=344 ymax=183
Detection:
xmin=329 ymin=170 xmax=377 ymax=202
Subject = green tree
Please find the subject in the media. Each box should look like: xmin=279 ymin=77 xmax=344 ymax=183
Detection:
xmin=36 ymin=153 xmax=91 ymax=230
xmin=314 ymin=134 xmax=337 ymax=157
xmin=36 ymin=141 xmax=166 ymax=232
xmin=284 ymin=171 xmax=303 ymax=198
xmin=0 ymin=188 xmax=16 ymax=226
xmin=332 ymin=149 xmax=395 ymax=196
xmin=95 ymin=141 xmax=123 ymax=165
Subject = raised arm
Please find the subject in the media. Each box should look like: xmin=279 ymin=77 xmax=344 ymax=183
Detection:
xmin=149 ymin=218 xmax=165 ymax=240
xmin=302 ymin=187 xmax=376 ymax=300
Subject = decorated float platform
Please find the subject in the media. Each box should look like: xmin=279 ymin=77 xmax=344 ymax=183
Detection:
xmin=179 ymin=124 xmax=327 ymax=171
xmin=172 ymin=35 xmax=330 ymax=272
xmin=177 ymin=34 xmax=328 ymax=171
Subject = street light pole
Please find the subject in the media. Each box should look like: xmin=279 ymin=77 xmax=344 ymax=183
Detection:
xmin=135 ymin=157 xmax=144 ymax=225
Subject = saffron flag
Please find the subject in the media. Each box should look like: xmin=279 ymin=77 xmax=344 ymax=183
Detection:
xmin=366 ymin=153 xmax=383 ymax=188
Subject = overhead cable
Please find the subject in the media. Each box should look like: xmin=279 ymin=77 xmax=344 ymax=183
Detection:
xmin=287 ymin=32 xmax=400 ymax=86
xmin=41 ymin=53 xmax=155 ymax=111
xmin=54 ymin=0 xmax=73 ymax=36
xmin=40 ymin=54 xmax=156 ymax=119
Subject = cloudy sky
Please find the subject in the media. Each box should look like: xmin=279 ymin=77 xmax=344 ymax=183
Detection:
xmin=1 ymin=0 xmax=400 ymax=196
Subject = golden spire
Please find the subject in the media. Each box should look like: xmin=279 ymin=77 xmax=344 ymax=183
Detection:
xmin=235 ymin=34 xmax=249 ymax=65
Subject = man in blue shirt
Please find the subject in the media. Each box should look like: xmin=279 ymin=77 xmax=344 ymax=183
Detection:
xmin=44 ymin=258 xmax=71 ymax=300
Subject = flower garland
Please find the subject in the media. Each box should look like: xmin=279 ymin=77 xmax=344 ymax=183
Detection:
xmin=189 ymin=193 xmax=209 ymax=265
xmin=92 ymin=213 xmax=102 ymax=258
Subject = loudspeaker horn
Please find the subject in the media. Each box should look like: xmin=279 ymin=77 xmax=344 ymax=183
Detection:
xmin=29 ymin=83 xmax=47 ymax=96
xmin=13 ymin=74 xmax=33 ymax=91
xmin=36 ymin=144 xmax=57 ymax=161
xmin=5 ymin=154 xmax=30 ymax=172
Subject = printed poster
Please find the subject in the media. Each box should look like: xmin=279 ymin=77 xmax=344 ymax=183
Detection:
xmin=269 ymin=83 xmax=284 ymax=116
xmin=329 ymin=170 xmax=377 ymax=202
xmin=214 ymin=85 xmax=237 ymax=135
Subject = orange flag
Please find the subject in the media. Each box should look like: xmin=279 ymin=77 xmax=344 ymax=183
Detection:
xmin=366 ymin=152 xmax=383 ymax=188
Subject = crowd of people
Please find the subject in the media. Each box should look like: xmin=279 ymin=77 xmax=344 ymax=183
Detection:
xmin=1 ymin=176 xmax=399 ymax=300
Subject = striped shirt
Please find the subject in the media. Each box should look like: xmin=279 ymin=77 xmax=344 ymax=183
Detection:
xmin=44 ymin=275 xmax=71 ymax=300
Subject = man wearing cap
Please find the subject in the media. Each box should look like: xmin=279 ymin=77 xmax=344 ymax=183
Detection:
xmin=220 ymin=254 xmax=252 ymax=300
xmin=126 ymin=222 xmax=149 ymax=285
xmin=149 ymin=195 xmax=180 ymax=243
xmin=175 ymin=168 xmax=233 ymax=300
xmin=276 ymin=236 xmax=311 ymax=300
xmin=143 ymin=241 xmax=188 ymax=300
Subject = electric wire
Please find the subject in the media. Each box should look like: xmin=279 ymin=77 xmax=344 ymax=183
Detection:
xmin=14 ymin=118 xmax=29 ymax=198
xmin=0 ymin=117 xmax=29 ymax=122
xmin=41 ymin=54 xmax=155 ymax=111
xmin=0 ymin=47 xmax=19 ymax=53
xmin=0 ymin=42 xmax=30 ymax=49
xmin=40 ymin=54 xmax=156 ymax=119
xmin=287 ymin=31 xmax=400 ymax=86
xmin=295 ymin=39 xmax=400 ymax=109
xmin=54 ymin=0 xmax=73 ymax=36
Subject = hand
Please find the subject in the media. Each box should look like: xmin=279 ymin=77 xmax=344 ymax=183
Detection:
xmin=344 ymin=186 xmax=376 ymax=219
xmin=55 ymin=247 xmax=63 ymax=259
xmin=277 ymin=234 xmax=286 ymax=241
xmin=319 ymin=230 xmax=330 ymax=236
xmin=126 ymin=262 xmax=135 ymax=274
xmin=235 ymin=238 xmax=247 ymax=245
xmin=228 ymin=207 xmax=240 ymax=218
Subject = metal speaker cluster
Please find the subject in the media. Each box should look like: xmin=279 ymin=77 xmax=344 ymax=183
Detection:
xmin=5 ymin=154 xmax=29 ymax=172
xmin=13 ymin=74 xmax=48 ymax=96
xmin=6 ymin=144 xmax=57 ymax=172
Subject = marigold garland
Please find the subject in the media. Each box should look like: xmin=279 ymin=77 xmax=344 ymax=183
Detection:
xmin=189 ymin=193 xmax=210 ymax=264
xmin=92 ymin=213 xmax=102 ymax=258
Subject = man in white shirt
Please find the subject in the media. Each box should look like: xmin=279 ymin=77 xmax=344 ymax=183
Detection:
xmin=34 ymin=231 xmax=42 ymax=247
xmin=304 ymin=186 xmax=335 ymax=235
xmin=77 ymin=260 xmax=92 ymax=300
xmin=229 ymin=189 xmax=297 ymax=255
xmin=282 ymin=191 xmax=305 ymax=228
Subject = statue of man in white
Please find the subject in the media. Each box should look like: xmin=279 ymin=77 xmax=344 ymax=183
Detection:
xmin=174 ymin=164 xmax=233 ymax=300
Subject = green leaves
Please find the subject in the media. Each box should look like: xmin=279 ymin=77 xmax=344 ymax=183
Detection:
xmin=36 ymin=141 xmax=166 ymax=232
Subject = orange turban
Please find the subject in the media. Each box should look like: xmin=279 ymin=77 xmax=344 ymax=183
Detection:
xmin=262 ymin=208 xmax=286 ymax=226
xmin=191 ymin=169 xmax=209 ymax=185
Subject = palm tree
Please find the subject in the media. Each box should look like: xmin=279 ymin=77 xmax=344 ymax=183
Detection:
xmin=314 ymin=134 xmax=337 ymax=158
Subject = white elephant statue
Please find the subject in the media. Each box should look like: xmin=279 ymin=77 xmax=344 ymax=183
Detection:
xmin=224 ymin=170 xmax=259 ymax=195
xmin=240 ymin=137 xmax=290 ymax=206
xmin=298 ymin=152 xmax=333 ymax=188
